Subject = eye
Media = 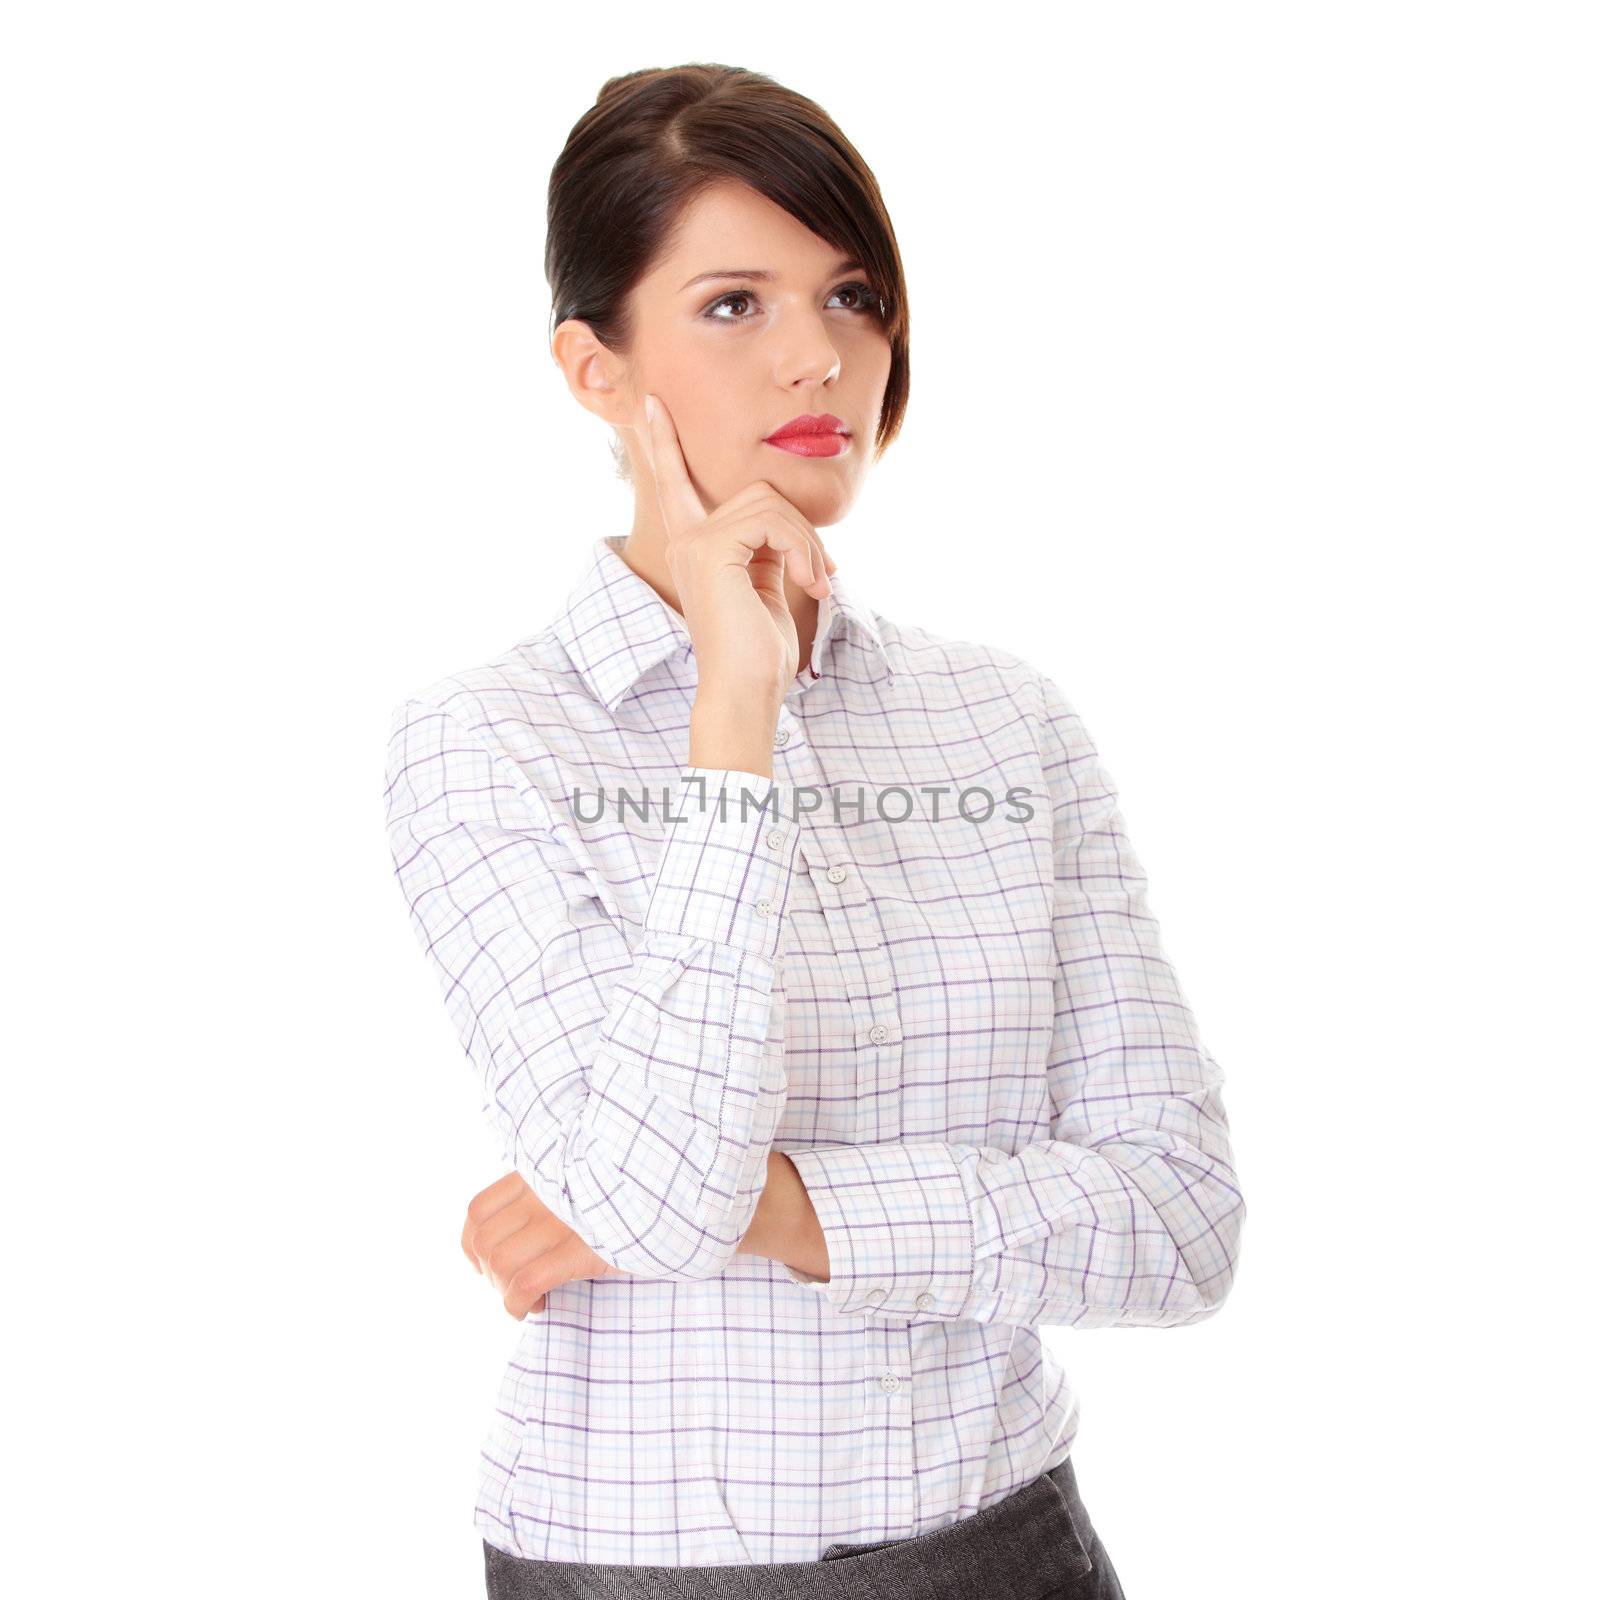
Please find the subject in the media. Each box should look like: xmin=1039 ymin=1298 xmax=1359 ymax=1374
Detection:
xmin=829 ymin=281 xmax=886 ymax=317
xmin=703 ymin=289 xmax=759 ymax=322
xmin=701 ymin=280 xmax=887 ymax=323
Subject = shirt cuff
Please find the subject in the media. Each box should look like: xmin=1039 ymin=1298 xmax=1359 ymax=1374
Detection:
xmin=642 ymin=767 xmax=801 ymax=961
xmin=779 ymin=1143 xmax=977 ymax=1318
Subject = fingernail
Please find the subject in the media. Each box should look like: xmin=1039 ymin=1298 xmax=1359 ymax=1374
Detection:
xmin=644 ymin=394 xmax=657 ymax=422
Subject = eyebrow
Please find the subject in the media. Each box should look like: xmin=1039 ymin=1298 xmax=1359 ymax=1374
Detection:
xmin=678 ymin=256 xmax=864 ymax=292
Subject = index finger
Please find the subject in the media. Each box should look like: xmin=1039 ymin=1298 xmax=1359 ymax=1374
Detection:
xmin=466 ymin=1171 xmax=526 ymax=1220
xmin=643 ymin=393 xmax=708 ymax=535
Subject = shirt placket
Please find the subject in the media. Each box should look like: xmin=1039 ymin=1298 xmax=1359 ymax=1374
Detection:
xmin=774 ymin=695 xmax=919 ymax=1538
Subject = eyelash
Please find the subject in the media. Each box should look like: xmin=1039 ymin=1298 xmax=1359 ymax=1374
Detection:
xmin=701 ymin=281 xmax=885 ymax=323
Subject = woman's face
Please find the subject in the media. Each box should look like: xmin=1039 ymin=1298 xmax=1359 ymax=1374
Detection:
xmin=567 ymin=178 xmax=893 ymax=531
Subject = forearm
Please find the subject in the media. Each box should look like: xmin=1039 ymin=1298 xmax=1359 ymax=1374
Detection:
xmin=736 ymin=1150 xmax=830 ymax=1280
xmin=387 ymin=696 xmax=802 ymax=1281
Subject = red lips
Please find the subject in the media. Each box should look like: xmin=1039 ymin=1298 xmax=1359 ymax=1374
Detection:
xmin=764 ymin=412 xmax=849 ymax=442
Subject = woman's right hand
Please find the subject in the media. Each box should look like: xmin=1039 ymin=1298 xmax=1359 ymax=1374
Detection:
xmin=642 ymin=392 xmax=837 ymax=713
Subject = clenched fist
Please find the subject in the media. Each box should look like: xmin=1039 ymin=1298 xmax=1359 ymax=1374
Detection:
xmin=459 ymin=1170 xmax=624 ymax=1319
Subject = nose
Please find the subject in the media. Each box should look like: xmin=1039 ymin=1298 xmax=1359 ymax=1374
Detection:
xmin=772 ymin=303 xmax=842 ymax=389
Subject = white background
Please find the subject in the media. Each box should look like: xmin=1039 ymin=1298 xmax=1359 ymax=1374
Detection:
xmin=5 ymin=4 xmax=1595 ymax=1595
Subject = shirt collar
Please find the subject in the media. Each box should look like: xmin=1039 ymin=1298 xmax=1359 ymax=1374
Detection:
xmin=551 ymin=534 xmax=891 ymax=713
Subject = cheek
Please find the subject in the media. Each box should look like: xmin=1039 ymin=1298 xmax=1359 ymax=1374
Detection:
xmin=670 ymin=405 xmax=765 ymax=508
xmin=866 ymin=341 xmax=893 ymax=408
xmin=657 ymin=353 xmax=757 ymax=441
xmin=695 ymin=432 xmax=765 ymax=504
xmin=677 ymin=396 xmax=763 ymax=469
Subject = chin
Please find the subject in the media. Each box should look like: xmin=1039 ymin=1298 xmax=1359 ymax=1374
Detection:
xmin=777 ymin=477 xmax=854 ymax=528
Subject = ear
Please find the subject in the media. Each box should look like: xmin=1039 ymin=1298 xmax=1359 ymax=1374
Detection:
xmin=550 ymin=317 xmax=633 ymax=425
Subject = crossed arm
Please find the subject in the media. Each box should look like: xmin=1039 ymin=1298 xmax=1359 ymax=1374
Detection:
xmin=459 ymin=1151 xmax=828 ymax=1321
xmin=391 ymin=676 xmax=1243 ymax=1332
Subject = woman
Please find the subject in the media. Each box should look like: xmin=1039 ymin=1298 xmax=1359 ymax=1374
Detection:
xmin=383 ymin=62 xmax=1245 ymax=1599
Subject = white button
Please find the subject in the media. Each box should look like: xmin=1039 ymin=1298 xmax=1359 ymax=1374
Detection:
xmin=754 ymin=898 xmax=775 ymax=916
xmin=765 ymin=830 xmax=787 ymax=850
xmin=826 ymin=863 xmax=848 ymax=884
xmin=915 ymin=1292 xmax=934 ymax=1311
xmin=878 ymin=1372 xmax=901 ymax=1393
xmin=868 ymin=1023 xmax=889 ymax=1044
xmin=773 ymin=729 xmax=791 ymax=747
xmin=865 ymin=1286 xmax=887 ymax=1305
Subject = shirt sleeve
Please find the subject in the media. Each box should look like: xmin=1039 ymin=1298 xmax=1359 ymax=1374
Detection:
xmin=779 ymin=672 xmax=1246 ymax=1329
xmin=382 ymin=694 xmax=800 ymax=1282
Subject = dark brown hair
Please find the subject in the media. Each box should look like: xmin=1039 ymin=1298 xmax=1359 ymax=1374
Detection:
xmin=546 ymin=63 xmax=910 ymax=482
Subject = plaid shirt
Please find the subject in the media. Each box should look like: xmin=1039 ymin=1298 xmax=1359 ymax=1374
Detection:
xmin=382 ymin=534 xmax=1245 ymax=1565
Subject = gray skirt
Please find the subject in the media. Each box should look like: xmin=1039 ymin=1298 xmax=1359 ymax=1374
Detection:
xmin=482 ymin=1452 xmax=1126 ymax=1599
